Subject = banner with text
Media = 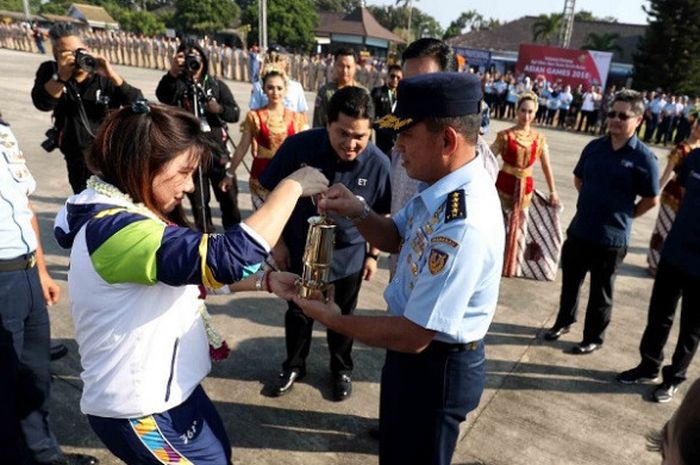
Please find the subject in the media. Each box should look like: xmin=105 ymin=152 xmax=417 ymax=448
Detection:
xmin=515 ymin=44 xmax=613 ymax=89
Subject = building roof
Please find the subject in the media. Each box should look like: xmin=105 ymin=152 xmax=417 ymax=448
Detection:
xmin=315 ymin=6 xmax=404 ymax=44
xmin=446 ymin=16 xmax=646 ymax=64
xmin=68 ymin=3 xmax=118 ymax=28
xmin=39 ymin=13 xmax=86 ymax=26
xmin=0 ymin=9 xmax=42 ymax=21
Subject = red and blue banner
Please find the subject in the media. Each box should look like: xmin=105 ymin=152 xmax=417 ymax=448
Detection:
xmin=515 ymin=44 xmax=613 ymax=89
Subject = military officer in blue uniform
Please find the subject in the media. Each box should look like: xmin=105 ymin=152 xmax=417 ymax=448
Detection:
xmin=0 ymin=116 xmax=97 ymax=465
xmin=293 ymin=73 xmax=504 ymax=465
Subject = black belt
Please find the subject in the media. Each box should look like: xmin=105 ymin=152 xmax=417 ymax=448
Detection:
xmin=0 ymin=252 xmax=36 ymax=272
xmin=425 ymin=339 xmax=481 ymax=354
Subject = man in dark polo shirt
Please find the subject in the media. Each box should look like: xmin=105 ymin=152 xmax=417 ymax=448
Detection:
xmin=545 ymin=90 xmax=660 ymax=354
xmin=260 ymin=86 xmax=391 ymax=401
xmin=617 ymin=148 xmax=700 ymax=402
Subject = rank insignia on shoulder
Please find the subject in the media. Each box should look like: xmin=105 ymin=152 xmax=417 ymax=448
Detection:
xmin=431 ymin=236 xmax=459 ymax=248
xmin=428 ymin=249 xmax=449 ymax=275
xmin=445 ymin=190 xmax=466 ymax=223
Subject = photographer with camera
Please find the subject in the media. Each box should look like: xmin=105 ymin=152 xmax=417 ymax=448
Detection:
xmin=156 ymin=40 xmax=241 ymax=232
xmin=31 ymin=23 xmax=143 ymax=194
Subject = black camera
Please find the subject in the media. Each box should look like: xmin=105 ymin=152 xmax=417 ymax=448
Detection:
xmin=41 ymin=127 xmax=60 ymax=152
xmin=184 ymin=50 xmax=202 ymax=74
xmin=75 ymin=48 xmax=97 ymax=73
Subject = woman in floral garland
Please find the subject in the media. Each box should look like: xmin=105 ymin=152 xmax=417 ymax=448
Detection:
xmin=53 ymin=101 xmax=327 ymax=464
xmin=647 ymin=112 xmax=700 ymax=275
xmin=220 ymin=67 xmax=308 ymax=208
xmin=491 ymin=91 xmax=561 ymax=280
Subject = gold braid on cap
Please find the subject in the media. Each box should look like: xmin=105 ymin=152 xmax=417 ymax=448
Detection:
xmin=517 ymin=91 xmax=539 ymax=113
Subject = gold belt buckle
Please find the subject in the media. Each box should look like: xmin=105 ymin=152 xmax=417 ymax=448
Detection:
xmin=27 ymin=253 xmax=37 ymax=269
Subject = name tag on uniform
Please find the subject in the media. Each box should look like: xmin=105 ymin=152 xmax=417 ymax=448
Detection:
xmin=620 ymin=159 xmax=634 ymax=169
xmin=2 ymin=148 xmax=25 ymax=164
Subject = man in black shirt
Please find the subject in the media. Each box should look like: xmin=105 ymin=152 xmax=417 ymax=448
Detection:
xmin=31 ymin=23 xmax=143 ymax=194
xmin=156 ymin=40 xmax=241 ymax=232
xmin=371 ymin=64 xmax=402 ymax=156
xmin=260 ymin=87 xmax=391 ymax=401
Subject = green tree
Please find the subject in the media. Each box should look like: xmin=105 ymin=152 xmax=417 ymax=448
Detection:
xmin=368 ymin=5 xmax=443 ymax=41
xmin=173 ymin=0 xmax=240 ymax=34
xmin=582 ymin=32 xmax=622 ymax=56
xmin=574 ymin=10 xmax=617 ymax=22
xmin=117 ymin=10 xmax=166 ymax=35
xmin=0 ymin=0 xmax=42 ymax=13
xmin=37 ymin=0 xmax=72 ymax=15
xmin=532 ymin=13 xmax=561 ymax=45
xmin=443 ymin=10 xmax=500 ymax=39
xmin=242 ymin=0 xmax=318 ymax=51
xmin=314 ymin=0 xmax=357 ymax=13
xmin=634 ymin=0 xmax=700 ymax=94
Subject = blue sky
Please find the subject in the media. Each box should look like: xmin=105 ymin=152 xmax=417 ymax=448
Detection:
xmin=365 ymin=0 xmax=650 ymax=28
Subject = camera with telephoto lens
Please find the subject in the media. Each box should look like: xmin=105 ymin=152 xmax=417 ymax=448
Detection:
xmin=184 ymin=49 xmax=202 ymax=74
xmin=74 ymin=48 xmax=96 ymax=73
xmin=41 ymin=127 xmax=60 ymax=152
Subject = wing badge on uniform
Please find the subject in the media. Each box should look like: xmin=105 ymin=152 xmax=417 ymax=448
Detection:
xmin=428 ymin=249 xmax=449 ymax=275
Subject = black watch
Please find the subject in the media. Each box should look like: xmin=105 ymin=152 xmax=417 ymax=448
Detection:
xmin=366 ymin=252 xmax=380 ymax=261
xmin=51 ymin=73 xmax=68 ymax=85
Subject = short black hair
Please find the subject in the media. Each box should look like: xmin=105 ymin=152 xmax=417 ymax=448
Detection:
xmin=401 ymin=38 xmax=456 ymax=72
xmin=388 ymin=64 xmax=403 ymax=74
xmin=327 ymin=87 xmax=374 ymax=124
xmin=614 ymin=89 xmax=645 ymax=116
xmin=48 ymin=23 xmax=80 ymax=43
xmin=334 ymin=48 xmax=357 ymax=62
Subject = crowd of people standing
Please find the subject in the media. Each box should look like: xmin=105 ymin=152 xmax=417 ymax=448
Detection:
xmin=1 ymin=17 xmax=699 ymax=465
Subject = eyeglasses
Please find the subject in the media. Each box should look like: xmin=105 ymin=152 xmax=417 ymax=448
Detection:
xmin=607 ymin=111 xmax=635 ymax=121
xmin=389 ymin=74 xmax=401 ymax=80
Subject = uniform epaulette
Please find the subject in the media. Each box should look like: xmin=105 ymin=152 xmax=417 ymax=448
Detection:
xmin=445 ymin=189 xmax=466 ymax=223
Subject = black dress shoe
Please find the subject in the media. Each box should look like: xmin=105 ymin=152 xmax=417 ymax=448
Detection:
xmin=50 ymin=343 xmax=68 ymax=361
xmin=269 ymin=369 xmax=304 ymax=397
xmin=332 ymin=374 xmax=352 ymax=401
xmin=543 ymin=325 xmax=570 ymax=341
xmin=41 ymin=453 xmax=100 ymax=465
xmin=571 ymin=342 xmax=602 ymax=354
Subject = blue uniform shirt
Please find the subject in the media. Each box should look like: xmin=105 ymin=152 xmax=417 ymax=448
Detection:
xmin=569 ymin=135 xmax=659 ymax=247
xmin=259 ymin=128 xmax=391 ymax=280
xmin=385 ymin=160 xmax=504 ymax=344
xmin=0 ymin=122 xmax=38 ymax=259
xmin=662 ymin=149 xmax=700 ymax=277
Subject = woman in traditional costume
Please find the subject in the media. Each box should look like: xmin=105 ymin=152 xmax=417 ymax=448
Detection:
xmin=490 ymin=91 xmax=561 ymax=280
xmin=54 ymin=101 xmax=327 ymax=464
xmin=647 ymin=112 xmax=700 ymax=275
xmin=220 ymin=67 xmax=308 ymax=208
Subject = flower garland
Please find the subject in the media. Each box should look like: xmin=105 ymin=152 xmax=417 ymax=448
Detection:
xmin=87 ymin=175 xmax=163 ymax=223
xmin=87 ymin=175 xmax=230 ymax=361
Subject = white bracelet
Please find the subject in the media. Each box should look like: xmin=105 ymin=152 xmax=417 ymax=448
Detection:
xmin=254 ymin=270 xmax=265 ymax=291
xmin=225 ymin=171 xmax=235 ymax=179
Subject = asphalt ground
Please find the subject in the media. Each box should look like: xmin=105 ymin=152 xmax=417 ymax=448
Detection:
xmin=1 ymin=48 xmax=693 ymax=465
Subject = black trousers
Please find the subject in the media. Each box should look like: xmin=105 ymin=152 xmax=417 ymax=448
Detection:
xmin=63 ymin=150 xmax=91 ymax=194
xmin=188 ymin=162 xmax=241 ymax=233
xmin=282 ymin=270 xmax=363 ymax=375
xmin=0 ymin=266 xmax=63 ymax=464
xmin=554 ymin=235 xmax=627 ymax=344
xmin=379 ymin=342 xmax=486 ymax=465
xmin=638 ymin=259 xmax=700 ymax=385
xmin=644 ymin=113 xmax=660 ymax=142
xmin=558 ymin=108 xmax=569 ymax=127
